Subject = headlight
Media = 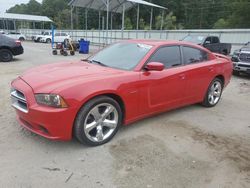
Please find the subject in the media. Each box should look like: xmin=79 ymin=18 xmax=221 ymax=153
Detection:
xmin=35 ymin=94 xmax=68 ymax=108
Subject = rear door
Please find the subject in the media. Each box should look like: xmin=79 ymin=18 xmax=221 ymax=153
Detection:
xmin=139 ymin=45 xmax=188 ymax=114
xmin=181 ymin=45 xmax=216 ymax=103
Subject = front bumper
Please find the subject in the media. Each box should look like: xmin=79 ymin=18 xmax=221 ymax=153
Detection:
xmin=11 ymin=78 xmax=76 ymax=141
xmin=232 ymin=61 xmax=250 ymax=74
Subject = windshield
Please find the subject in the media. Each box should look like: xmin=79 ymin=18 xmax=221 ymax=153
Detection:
xmin=88 ymin=42 xmax=152 ymax=70
xmin=182 ymin=36 xmax=205 ymax=44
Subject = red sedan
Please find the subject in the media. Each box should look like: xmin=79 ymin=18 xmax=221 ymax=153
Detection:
xmin=11 ymin=40 xmax=232 ymax=146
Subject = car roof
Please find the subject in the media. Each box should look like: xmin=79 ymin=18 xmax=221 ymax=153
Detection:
xmin=123 ymin=39 xmax=205 ymax=48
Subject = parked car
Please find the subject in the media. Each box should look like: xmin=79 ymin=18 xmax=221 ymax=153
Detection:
xmin=40 ymin=32 xmax=71 ymax=43
xmin=182 ymin=35 xmax=232 ymax=55
xmin=231 ymin=42 xmax=250 ymax=75
xmin=32 ymin=31 xmax=52 ymax=43
xmin=10 ymin=40 xmax=232 ymax=146
xmin=0 ymin=34 xmax=24 ymax=62
xmin=5 ymin=31 xmax=26 ymax=41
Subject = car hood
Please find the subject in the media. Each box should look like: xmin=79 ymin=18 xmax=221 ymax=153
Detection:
xmin=20 ymin=61 xmax=126 ymax=93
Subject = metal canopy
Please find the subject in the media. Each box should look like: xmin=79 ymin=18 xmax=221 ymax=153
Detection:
xmin=0 ymin=13 xmax=52 ymax=22
xmin=69 ymin=0 xmax=167 ymax=45
xmin=69 ymin=0 xmax=167 ymax=13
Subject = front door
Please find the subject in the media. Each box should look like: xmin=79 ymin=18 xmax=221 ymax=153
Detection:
xmin=139 ymin=45 xmax=188 ymax=115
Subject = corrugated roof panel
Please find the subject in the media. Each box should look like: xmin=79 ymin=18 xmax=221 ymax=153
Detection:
xmin=0 ymin=13 xmax=53 ymax=22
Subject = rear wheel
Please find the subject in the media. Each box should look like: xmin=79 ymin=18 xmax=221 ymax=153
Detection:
xmin=19 ymin=37 xmax=25 ymax=41
xmin=0 ymin=49 xmax=13 ymax=62
xmin=202 ymin=78 xmax=223 ymax=107
xmin=74 ymin=96 xmax=122 ymax=146
xmin=46 ymin=38 xmax=51 ymax=43
xmin=52 ymin=50 xmax=57 ymax=55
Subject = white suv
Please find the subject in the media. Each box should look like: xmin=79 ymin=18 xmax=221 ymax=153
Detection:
xmin=5 ymin=32 xmax=26 ymax=41
xmin=40 ymin=32 xmax=71 ymax=43
xmin=33 ymin=31 xmax=52 ymax=43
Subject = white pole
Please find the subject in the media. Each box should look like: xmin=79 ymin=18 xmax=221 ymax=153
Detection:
xmin=122 ymin=3 xmax=125 ymax=39
xmin=136 ymin=4 xmax=139 ymax=30
xmin=150 ymin=8 xmax=153 ymax=30
xmin=160 ymin=10 xmax=164 ymax=30
xmin=71 ymin=5 xmax=73 ymax=30
xmin=106 ymin=0 xmax=109 ymax=45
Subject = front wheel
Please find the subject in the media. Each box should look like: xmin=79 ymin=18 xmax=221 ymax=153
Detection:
xmin=202 ymin=78 xmax=223 ymax=107
xmin=233 ymin=70 xmax=240 ymax=76
xmin=74 ymin=96 xmax=122 ymax=146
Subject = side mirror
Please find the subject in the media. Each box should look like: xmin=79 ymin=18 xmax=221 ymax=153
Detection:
xmin=145 ymin=62 xmax=164 ymax=71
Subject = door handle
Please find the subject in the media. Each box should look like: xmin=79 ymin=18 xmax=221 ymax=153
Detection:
xmin=208 ymin=67 xmax=214 ymax=72
xmin=179 ymin=74 xmax=185 ymax=80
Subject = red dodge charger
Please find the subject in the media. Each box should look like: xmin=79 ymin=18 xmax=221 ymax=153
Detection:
xmin=11 ymin=40 xmax=232 ymax=146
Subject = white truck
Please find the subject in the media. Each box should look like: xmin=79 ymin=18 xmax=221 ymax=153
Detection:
xmin=40 ymin=32 xmax=71 ymax=43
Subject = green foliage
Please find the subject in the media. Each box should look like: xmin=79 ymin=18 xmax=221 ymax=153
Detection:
xmin=125 ymin=17 xmax=133 ymax=30
xmin=213 ymin=18 xmax=229 ymax=29
xmin=5 ymin=0 xmax=250 ymax=29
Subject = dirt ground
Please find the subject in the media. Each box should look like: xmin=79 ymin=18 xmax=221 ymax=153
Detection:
xmin=0 ymin=42 xmax=250 ymax=188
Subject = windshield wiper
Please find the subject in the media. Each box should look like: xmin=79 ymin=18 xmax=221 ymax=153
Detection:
xmin=81 ymin=59 xmax=107 ymax=67
xmin=91 ymin=60 xmax=107 ymax=67
xmin=81 ymin=59 xmax=92 ymax=63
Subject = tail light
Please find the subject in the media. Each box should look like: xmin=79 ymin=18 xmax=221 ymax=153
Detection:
xmin=15 ymin=40 xmax=21 ymax=46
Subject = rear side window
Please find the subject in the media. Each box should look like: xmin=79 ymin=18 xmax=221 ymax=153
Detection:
xmin=148 ymin=46 xmax=182 ymax=68
xmin=55 ymin=33 xmax=60 ymax=36
xmin=212 ymin=37 xmax=219 ymax=43
xmin=183 ymin=46 xmax=208 ymax=65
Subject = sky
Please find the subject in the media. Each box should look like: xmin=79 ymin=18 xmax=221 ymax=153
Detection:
xmin=0 ymin=0 xmax=42 ymax=13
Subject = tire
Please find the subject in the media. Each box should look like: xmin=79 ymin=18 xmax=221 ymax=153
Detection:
xmin=202 ymin=78 xmax=223 ymax=107
xmin=46 ymin=38 xmax=51 ymax=43
xmin=233 ymin=70 xmax=240 ymax=76
xmin=63 ymin=51 xmax=68 ymax=56
xmin=0 ymin=49 xmax=13 ymax=62
xmin=70 ymin=50 xmax=75 ymax=56
xmin=52 ymin=50 xmax=57 ymax=55
xmin=74 ymin=96 xmax=122 ymax=146
xmin=19 ymin=37 xmax=25 ymax=41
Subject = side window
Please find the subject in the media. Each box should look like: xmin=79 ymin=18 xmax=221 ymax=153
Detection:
xmin=55 ymin=33 xmax=60 ymax=36
xmin=204 ymin=37 xmax=212 ymax=44
xmin=148 ymin=46 xmax=182 ymax=68
xmin=212 ymin=37 xmax=219 ymax=43
xmin=61 ymin=33 xmax=66 ymax=36
xmin=183 ymin=46 xmax=208 ymax=65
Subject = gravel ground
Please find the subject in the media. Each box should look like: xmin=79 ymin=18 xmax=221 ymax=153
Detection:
xmin=0 ymin=42 xmax=250 ymax=188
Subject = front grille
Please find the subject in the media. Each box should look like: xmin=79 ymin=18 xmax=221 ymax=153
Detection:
xmin=239 ymin=53 xmax=250 ymax=63
xmin=238 ymin=64 xmax=250 ymax=68
xmin=11 ymin=88 xmax=28 ymax=113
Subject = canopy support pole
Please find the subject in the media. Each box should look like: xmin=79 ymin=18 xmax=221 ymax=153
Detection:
xmin=85 ymin=8 xmax=88 ymax=30
xmin=111 ymin=12 xmax=113 ymax=30
xmin=71 ymin=5 xmax=73 ymax=30
xmin=13 ymin=20 xmax=16 ymax=30
xmin=3 ymin=19 xmax=5 ymax=30
xmin=160 ymin=10 xmax=164 ymax=30
xmin=98 ymin=11 xmax=101 ymax=47
xmin=136 ymin=4 xmax=140 ymax=38
xmin=150 ymin=8 xmax=153 ymax=30
xmin=98 ymin=11 xmax=101 ymax=30
xmin=106 ymin=0 xmax=109 ymax=45
xmin=121 ymin=3 xmax=125 ymax=39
